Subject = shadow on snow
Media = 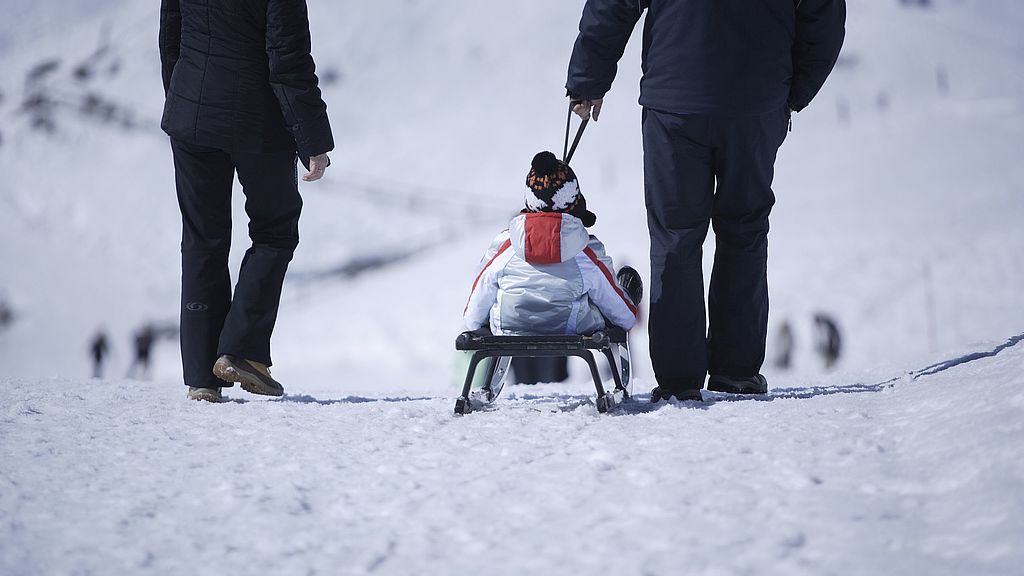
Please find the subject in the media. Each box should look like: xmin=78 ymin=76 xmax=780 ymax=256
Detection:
xmin=220 ymin=332 xmax=1023 ymax=411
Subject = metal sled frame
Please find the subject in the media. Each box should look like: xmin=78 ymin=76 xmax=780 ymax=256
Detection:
xmin=454 ymin=328 xmax=630 ymax=415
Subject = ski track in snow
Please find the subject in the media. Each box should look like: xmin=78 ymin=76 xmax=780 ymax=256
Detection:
xmin=2 ymin=340 xmax=1023 ymax=576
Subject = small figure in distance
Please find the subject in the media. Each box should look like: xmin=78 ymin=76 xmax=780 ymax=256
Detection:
xmin=126 ymin=323 xmax=156 ymax=381
xmin=774 ymin=320 xmax=795 ymax=371
xmin=814 ymin=313 xmax=842 ymax=370
xmin=89 ymin=328 xmax=110 ymax=379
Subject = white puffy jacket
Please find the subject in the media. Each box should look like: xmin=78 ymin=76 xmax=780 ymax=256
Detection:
xmin=464 ymin=212 xmax=638 ymax=335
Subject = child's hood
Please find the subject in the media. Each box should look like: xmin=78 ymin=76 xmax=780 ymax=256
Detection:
xmin=508 ymin=212 xmax=590 ymax=265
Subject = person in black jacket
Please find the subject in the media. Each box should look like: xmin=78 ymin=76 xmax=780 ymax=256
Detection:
xmin=566 ymin=0 xmax=845 ymax=402
xmin=159 ymin=0 xmax=334 ymax=402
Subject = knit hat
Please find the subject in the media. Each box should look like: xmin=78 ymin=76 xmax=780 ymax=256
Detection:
xmin=524 ymin=151 xmax=597 ymax=227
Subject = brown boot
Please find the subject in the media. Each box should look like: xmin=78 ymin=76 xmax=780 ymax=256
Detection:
xmin=213 ymin=355 xmax=284 ymax=397
xmin=187 ymin=387 xmax=223 ymax=403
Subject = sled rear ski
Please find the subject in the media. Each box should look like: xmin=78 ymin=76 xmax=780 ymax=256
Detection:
xmin=454 ymin=327 xmax=631 ymax=415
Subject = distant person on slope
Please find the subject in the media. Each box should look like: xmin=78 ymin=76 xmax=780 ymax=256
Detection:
xmin=89 ymin=329 xmax=110 ymax=379
xmin=160 ymin=0 xmax=334 ymax=402
xmin=464 ymin=152 xmax=640 ymax=337
xmin=565 ymin=0 xmax=845 ymax=402
xmin=126 ymin=323 xmax=156 ymax=381
xmin=813 ymin=313 xmax=842 ymax=370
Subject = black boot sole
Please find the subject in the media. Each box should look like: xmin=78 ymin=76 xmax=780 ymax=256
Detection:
xmin=651 ymin=388 xmax=703 ymax=403
xmin=706 ymin=380 xmax=767 ymax=395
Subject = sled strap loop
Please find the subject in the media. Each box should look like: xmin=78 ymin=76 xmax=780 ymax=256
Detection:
xmin=563 ymin=102 xmax=589 ymax=165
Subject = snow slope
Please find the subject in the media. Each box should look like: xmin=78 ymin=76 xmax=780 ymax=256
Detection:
xmin=2 ymin=336 xmax=1023 ymax=575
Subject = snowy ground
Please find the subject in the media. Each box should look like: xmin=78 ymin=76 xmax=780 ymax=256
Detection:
xmin=2 ymin=0 xmax=1024 ymax=574
xmin=3 ymin=336 xmax=1023 ymax=575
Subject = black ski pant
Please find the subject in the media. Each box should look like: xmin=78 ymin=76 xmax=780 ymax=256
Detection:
xmin=642 ymin=107 xmax=788 ymax=390
xmin=171 ymin=138 xmax=301 ymax=388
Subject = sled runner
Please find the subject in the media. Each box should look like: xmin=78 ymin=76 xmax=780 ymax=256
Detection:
xmin=454 ymin=327 xmax=631 ymax=414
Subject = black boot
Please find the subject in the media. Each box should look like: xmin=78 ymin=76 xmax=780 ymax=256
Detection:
xmin=616 ymin=266 xmax=643 ymax=306
xmin=706 ymin=374 xmax=768 ymax=395
xmin=651 ymin=386 xmax=703 ymax=403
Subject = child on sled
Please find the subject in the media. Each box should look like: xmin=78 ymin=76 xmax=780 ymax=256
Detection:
xmin=463 ymin=151 xmax=641 ymax=336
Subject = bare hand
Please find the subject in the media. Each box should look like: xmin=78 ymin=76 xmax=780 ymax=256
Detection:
xmin=303 ymin=153 xmax=330 ymax=182
xmin=572 ymin=98 xmax=604 ymax=122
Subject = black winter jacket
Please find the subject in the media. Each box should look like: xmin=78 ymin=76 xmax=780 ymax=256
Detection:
xmin=566 ymin=0 xmax=846 ymax=115
xmin=159 ymin=0 xmax=333 ymax=163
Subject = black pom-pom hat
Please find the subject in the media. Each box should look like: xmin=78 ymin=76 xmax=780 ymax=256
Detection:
xmin=524 ymin=151 xmax=597 ymax=227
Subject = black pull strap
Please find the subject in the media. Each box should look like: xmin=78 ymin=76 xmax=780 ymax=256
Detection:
xmin=563 ymin=103 xmax=589 ymax=164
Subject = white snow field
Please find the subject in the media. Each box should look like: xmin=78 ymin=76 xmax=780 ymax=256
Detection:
xmin=2 ymin=339 xmax=1023 ymax=575
xmin=2 ymin=0 xmax=1024 ymax=574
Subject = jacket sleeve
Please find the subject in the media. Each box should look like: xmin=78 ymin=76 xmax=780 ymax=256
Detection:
xmin=565 ymin=0 xmax=644 ymax=100
xmin=789 ymin=0 xmax=846 ymax=112
xmin=266 ymin=0 xmax=335 ymax=162
xmin=580 ymin=239 xmax=638 ymax=331
xmin=159 ymin=0 xmax=181 ymax=94
xmin=463 ymin=233 xmax=512 ymax=332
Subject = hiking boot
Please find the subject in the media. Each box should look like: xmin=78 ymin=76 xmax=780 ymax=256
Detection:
xmin=188 ymin=387 xmax=223 ymax=403
xmin=707 ymin=374 xmax=768 ymax=395
xmin=213 ymin=355 xmax=285 ymax=397
xmin=650 ymin=386 xmax=703 ymax=403
xmin=616 ymin=266 xmax=644 ymax=305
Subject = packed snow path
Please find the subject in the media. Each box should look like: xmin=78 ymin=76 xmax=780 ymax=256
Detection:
xmin=3 ymin=338 xmax=1022 ymax=576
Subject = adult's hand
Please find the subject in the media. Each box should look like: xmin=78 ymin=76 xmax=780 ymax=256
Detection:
xmin=572 ymin=98 xmax=604 ymax=122
xmin=303 ymin=153 xmax=330 ymax=182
